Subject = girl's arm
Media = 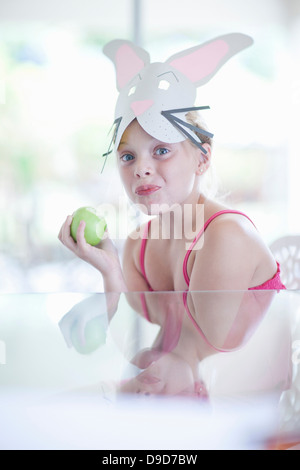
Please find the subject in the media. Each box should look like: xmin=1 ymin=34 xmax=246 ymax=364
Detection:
xmin=187 ymin=216 xmax=272 ymax=349
xmin=58 ymin=215 xmax=128 ymax=293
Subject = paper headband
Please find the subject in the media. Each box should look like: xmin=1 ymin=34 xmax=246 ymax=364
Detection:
xmin=102 ymin=33 xmax=253 ymax=167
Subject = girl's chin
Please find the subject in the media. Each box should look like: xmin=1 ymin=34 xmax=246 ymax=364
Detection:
xmin=133 ymin=200 xmax=182 ymax=217
xmin=136 ymin=203 xmax=160 ymax=216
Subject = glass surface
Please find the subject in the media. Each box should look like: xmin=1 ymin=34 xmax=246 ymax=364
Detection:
xmin=0 ymin=289 xmax=299 ymax=450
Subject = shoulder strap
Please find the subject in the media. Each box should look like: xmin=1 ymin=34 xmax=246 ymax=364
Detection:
xmin=183 ymin=210 xmax=256 ymax=286
xmin=140 ymin=220 xmax=153 ymax=290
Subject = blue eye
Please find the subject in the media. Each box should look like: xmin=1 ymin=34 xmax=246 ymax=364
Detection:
xmin=155 ymin=148 xmax=169 ymax=156
xmin=121 ymin=153 xmax=134 ymax=163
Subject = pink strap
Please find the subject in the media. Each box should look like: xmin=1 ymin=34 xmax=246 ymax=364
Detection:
xmin=140 ymin=220 xmax=153 ymax=291
xmin=182 ymin=210 xmax=256 ymax=287
xmin=140 ymin=292 xmax=151 ymax=321
xmin=182 ymin=291 xmax=230 ymax=353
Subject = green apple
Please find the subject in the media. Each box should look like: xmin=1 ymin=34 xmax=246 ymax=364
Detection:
xmin=70 ymin=206 xmax=107 ymax=246
xmin=70 ymin=316 xmax=106 ymax=355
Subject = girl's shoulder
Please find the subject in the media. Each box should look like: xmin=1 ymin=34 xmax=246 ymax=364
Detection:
xmin=202 ymin=199 xmax=257 ymax=234
xmin=123 ymin=220 xmax=152 ymax=264
xmin=192 ymin=199 xmax=262 ymax=266
xmin=201 ymin=207 xmax=260 ymax=256
xmin=190 ymin=212 xmax=264 ymax=291
xmin=124 ymin=223 xmax=146 ymax=250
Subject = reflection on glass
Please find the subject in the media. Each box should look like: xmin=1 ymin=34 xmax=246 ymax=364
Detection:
xmin=59 ymin=290 xmax=291 ymax=404
xmin=59 ymin=292 xmax=119 ymax=354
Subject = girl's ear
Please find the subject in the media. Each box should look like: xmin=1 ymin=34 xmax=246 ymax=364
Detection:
xmin=166 ymin=33 xmax=253 ymax=87
xmin=196 ymin=143 xmax=211 ymax=175
xmin=103 ymin=40 xmax=150 ymax=91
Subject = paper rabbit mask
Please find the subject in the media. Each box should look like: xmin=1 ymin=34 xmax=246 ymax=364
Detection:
xmin=103 ymin=33 xmax=253 ymax=160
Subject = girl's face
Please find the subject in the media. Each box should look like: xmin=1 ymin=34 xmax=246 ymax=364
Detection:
xmin=116 ymin=120 xmax=210 ymax=215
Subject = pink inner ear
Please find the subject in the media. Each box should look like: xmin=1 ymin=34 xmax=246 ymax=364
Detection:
xmin=116 ymin=44 xmax=145 ymax=89
xmin=169 ymin=40 xmax=229 ymax=83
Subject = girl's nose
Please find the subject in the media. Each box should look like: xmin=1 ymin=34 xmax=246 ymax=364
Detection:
xmin=134 ymin=165 xmax=153 ymax=178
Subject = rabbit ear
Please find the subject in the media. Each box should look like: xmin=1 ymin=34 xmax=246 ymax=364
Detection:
xmin=166 ymin=33 xmax=253 ymax=87
xmin=103 ymin=40 xmax=150 ymax=91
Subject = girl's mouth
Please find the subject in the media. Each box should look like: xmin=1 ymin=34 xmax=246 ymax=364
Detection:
xmin=135 ymin=185 xmax=161 ymax=196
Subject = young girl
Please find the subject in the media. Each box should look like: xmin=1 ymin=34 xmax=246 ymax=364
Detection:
xmin=58 ymin=34 xmax=285 ymax=294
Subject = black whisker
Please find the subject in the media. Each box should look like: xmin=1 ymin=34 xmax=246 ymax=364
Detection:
xmin=163 ymin=105 xmax=210 ymax=114
xmin=162 ymin=112 xmax=214 ymax=139
xmin=162 ymin=113 xmax=207 ymax=154
xmin=101 ymin=117 xmax=122 ymax=173
xmin=161 ymin=105 xmax=213 ymax=153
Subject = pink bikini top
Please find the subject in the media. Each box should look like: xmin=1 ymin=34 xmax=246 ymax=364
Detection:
xmin=140 ymin=210 xmax=286 ymax=292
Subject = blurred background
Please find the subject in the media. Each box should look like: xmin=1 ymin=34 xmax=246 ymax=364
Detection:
xmin=0 ymin=0 xmax=299 ymax=293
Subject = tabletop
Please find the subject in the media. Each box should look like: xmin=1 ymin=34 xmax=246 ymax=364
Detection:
xmin=0 ymin=289 xmax=299 ymax=450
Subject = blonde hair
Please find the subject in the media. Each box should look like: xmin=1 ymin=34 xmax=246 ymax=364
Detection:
xmin=185 ymin=111 xmax=219 ymax=198
xmin=185 ymin=110 xmax=213 ymax=148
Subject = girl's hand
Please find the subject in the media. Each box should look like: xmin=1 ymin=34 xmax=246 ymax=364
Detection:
xmin=58 ymin=215 xmax=127 ymax=292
